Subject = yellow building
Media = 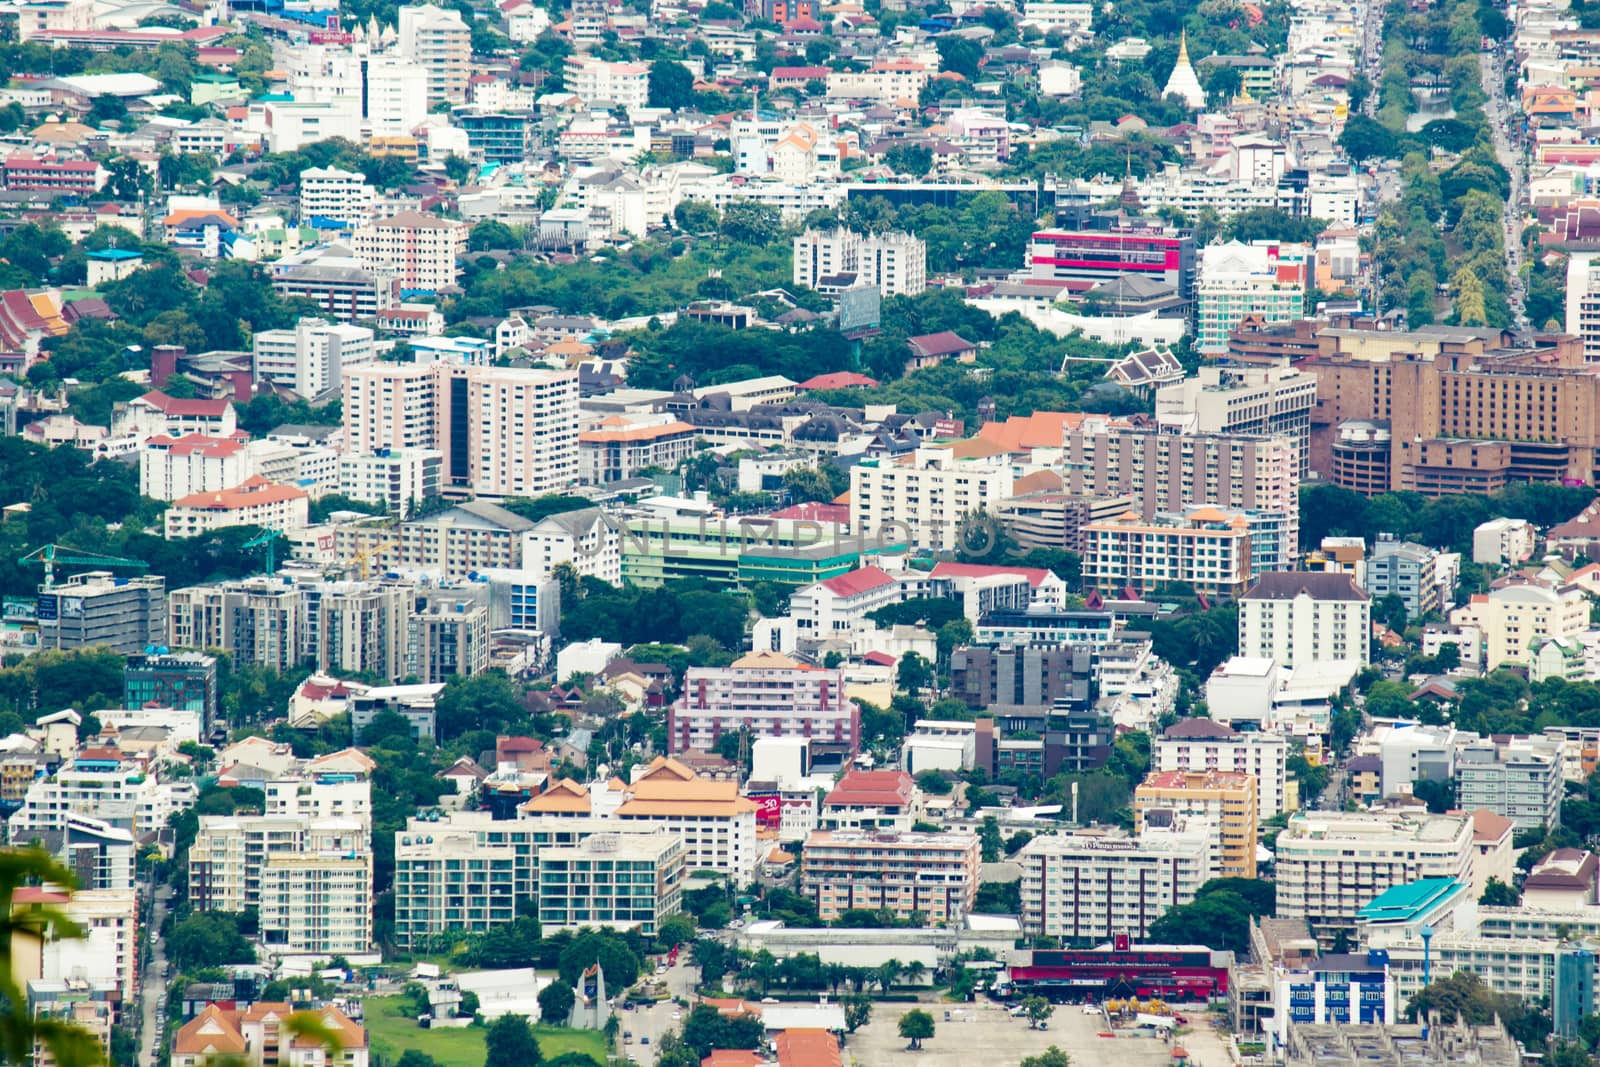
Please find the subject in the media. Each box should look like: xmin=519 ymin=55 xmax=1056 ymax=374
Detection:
xmin=1134 ymin=769 xmax=1259 ymax=879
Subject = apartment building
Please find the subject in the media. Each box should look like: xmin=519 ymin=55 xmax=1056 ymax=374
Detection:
xmin=123 ymin=651 xmax=218 ymax=728
xmin=825 ymin=60 xmax=931 ymax=101
xmin=269 ymin=245 xmax=399 ymax=324
xmin=396 ymin=3 xmax=470 ymax=105
xmin=164 ymin=477 xmax=311 ymax=539
xmin=13 ymin=886 xmax=139 ymax=1004
xmin=1081 ymin=508 xmax=1258 ymax=599
xmin=615 ymin=757 xmax=760 ymax=880
xmin=849 ymin=445 xmax=1014 ymax=551
xmin=406 ymin=594 xmax=489 ymax=684
xmin=787 ymin=565 xmax=904 ymax=639
xmin=8 ymin=751 xmax=193 ymax=842
xmin=342 ymin=362 xmax=579 ymax=497
xmin=188 ymin=815 xmax=370 ymax=912
xmin=563 ymin=56 xmax=649 ymax=109
xmin=1456 ymin=737 xmax=1564 ymax=831
xmin=36 ymin=572 xmax=166 ymax=656
xmin=792 ymin=227 xmax=927 ymax=296
xmin=1449 ymin=583 xmax=1589 ymax=669
xmin=258 ymin=850 xmax=373 ymax=955
xmin=366 ymin=55 xmax=430 ymax=139
xmin=1193 ymin=241 xmax=1307 ymax=353
xmin=948 ymin=644 xmax=1092 ymax=710
xmin=1237 ymin=571 xmax=1370 ymax=673
xmin=521 ymin=507 xmax=624 ymax=584
xmin=1473 ymin=518 xmax=1537 ymax=567
xmin=1058 ymin=421 xmax=1300 ymax=553
xmin=1153 ymin=717 xmax=1290 ymax=819
xmin=1366 ymin=537 xmax=1451 ymax=620
xmin=253 ymin=317 xmax=376 ymax=400
xmin=1133 ymin=770 xmax=1259 ymax=879
xmin=139 ymin=435 xmax=251 ymax=501
xmin=1017 ymin=829 xmax=1212 ymax=941
xmin=801 ymin=829 xmax=980 ymax=923
xmin=393 ymin=830 xmax=516 ymax=947
xmin=1157 ymin=365 xmax=1317 ymax=476
xmin=168 ymin=576 xmax=301 ymax=673
xmin=174 ymin=1004 xmax=368 ymax=1067
xmin=578 ymin=417 xmax=698 ymax=484
xmin=298 ymin=167 xmax=375 ymax=228
xmin=337 ymin=448 xmax=443 ymax=517
xmin=352 ymin=211 xmax=467 ymax=292
xmin=334 ymin=500 xmax=534 ymax=579
xmin=1273 ymin=811 xmax=1474 ymax=944
xmin=536 ymin=832 xmax=685 ymax=937
xmin=668 ymin=651 xmax=856 ymax=754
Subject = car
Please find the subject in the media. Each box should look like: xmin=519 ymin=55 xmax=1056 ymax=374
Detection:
xmin=1081 ymin=1005 xmax=1101 ymax=1015
xmin=640 ymin=1037 xmax=650 ymax=1046
xmin=1009 ymin=1006 xmax=1026 ymax=1017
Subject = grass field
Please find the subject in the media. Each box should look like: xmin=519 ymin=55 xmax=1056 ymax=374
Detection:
xmin=363 ymin=995 xmax=610 ymax=1067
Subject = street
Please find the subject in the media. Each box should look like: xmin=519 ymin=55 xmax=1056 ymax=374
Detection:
xmin=618 ymin=955 xmax=700 ymax=1065
xmin=139 ymin=883 xmax=171 ymax=1067
xmin=1480 ymin=47 xmax=1529 ymax=327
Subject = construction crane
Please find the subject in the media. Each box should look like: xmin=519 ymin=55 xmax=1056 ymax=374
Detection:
xmin=348 ymin=539 xmax=398 ymax=581
xmin=243 ymin=527 xmax=286 ymax=577
xmin=20 ymin=544 xmax=149 ymax=590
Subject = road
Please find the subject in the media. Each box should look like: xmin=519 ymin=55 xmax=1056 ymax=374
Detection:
xmin=619 ymin=955 xmax=700 ymax=1065
xmin=139 ymin=883 xmax=171 ymax=1067
xmin=1481 ymin=47 xmax=1529 ymax=327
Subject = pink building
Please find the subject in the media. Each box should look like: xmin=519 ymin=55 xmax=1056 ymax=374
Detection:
xmin=669 ymin=651 xmax=857 ymax=755
xmin=352 ymin=211 xmax=467 ymax=293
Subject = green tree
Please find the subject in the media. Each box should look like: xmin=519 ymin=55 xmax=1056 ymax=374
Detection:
xmin=898 ymin=1009 xmax=936 ymax=1050
xmin=935 ymin=36 xmax=982 ymax=79
xmin=1480 ymin=877 xmax=1519 ymax=907
xmin=484 ymin=1015 xmax=542 ymax=1067
xmin=844 ymin=994 xmax=872 ymax=1033
xmin=674 ymin=199 xmax=719 ymax=234
xmin=649 ymin=60 xmax=696 ymax=109
xmin=167 ymin=911 xmax=256 ymax=972
xmin=1021 ymin=1049 xmax=1073 ymax=1067
xmin=1338 ymin=114 xmax=1400 ymax=161
xmin=556 ymin=930 xmax=643 ymax=988
xmin=539 ymin=981 xmax=576 ymax=1025
xmin=720 ymin=202 xmax=781 ymax=245
xmin=1024 ymin=996 xmax=1055 ymax=1030
xmin=884 ymin=142 xmax=934 ymax=177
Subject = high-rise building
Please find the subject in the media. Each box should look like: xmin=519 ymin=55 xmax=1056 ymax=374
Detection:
xmin=1455 ymin=737 xmax=1564 ymax=831
xmin=297 ymin=166 xmax=375 ymax=228
xmin=365 ymin=56 xmax=430 ymax=140
xmin=1449 ymin=583 xmax=1588 ymax=670
xmin=1193 ymin=241 xmax=1307 ymax=354
xmin=1157 ymin=364 xmax=1317 ymax=476
xmin=36 ymin=572 xmax=166 ymax=655
xmin=123 ymin=651 xmax=218 ymax=729
xmin=1274 ymin=811 xmax=1474 ymax=945
xmin=793 ymin=227 xmax=927 ymax=296
xmin=337 ymin=448 xmax=444 ymax=517
xmin=396 ymin=4 xmax=470 ymax=106
xmin=562 ymin=56 xmax=649 ymax=110
xmin=1082 ymin=508 xmax=1265 ymax=599
xmin=269 ymin=244 xmax=399 ymax=324
xmin=1237 ymin=572 xmax=1370 ymax=674
xmin=352 ymin=211 xmax=467 ymax=292
xmin=536 ymin=832 xmax=685 ymax=937
xmin=849 ymin=445 xmax=1014 ymax=551
xmin=668 ymin=651 xmax=855 ymax=754
xmin=1153 ymin=717 xmax=1291 ymax=819
xmin=1017 ymin=829 xmax=1211 ymax=940
xmin=1134 ymin=769 xmax=1259 ymax=879
xmin=393 ymin=830 xmax=517 ymax=947
xmin=341 ymin=362 xmax=579 ymax=497
xmin=801 ymin=829 xmax=980 ymax=923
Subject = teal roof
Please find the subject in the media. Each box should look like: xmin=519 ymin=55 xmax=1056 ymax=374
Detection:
xmin=1357 ymin=878 xmax=1465 ymax=924
xmin=87 ymin=249 xmax=141 ymax=261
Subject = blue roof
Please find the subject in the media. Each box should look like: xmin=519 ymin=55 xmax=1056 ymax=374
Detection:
xmin=1357 ymin=878 xmax=1465 ymax=924
xmin=87 ymin=249 xmax=142 ymax=261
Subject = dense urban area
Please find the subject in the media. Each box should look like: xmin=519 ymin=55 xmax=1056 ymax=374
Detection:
xmin=5 ymin=0 xmax=1600 ymax=1061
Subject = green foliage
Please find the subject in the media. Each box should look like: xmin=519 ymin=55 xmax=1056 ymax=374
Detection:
xmin=680 ymin=1004 xmax=764 ymax=1058
xmin=1480 ymin=877 xmax=1519 ymax=907
xmin=484 ymin=1015 xmax=543 ymax=1067
xmin=626 ymin=320 xmax=852 ymax=390
xmin=562 ymin=581 xmax=750 ymax=651
xmin=648 ymin=60 xmax=696 ymax=109
xmin=1301 ymin=484 xmax=1594 ymax=558
xmin=898 ymin=1009 xmax=935 ymax=1049
xmin=167 ymin=911 xmax=256 ymax=972
xmin=1021 ymin=1049 xmax=1073 ymax=1067
xmin=1407 ymin=971 xmax=1550 ymax=1048
xmin=1145 ymin=880 xmax=1271 ymax=954
xmin=538 ymin=981 xmax=576 ymax=1026
xmin=556 ymin=930 xmax=642 ymax=988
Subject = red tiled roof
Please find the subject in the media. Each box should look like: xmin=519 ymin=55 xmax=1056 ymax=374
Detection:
xmin=825 ymin=769 xmax=914 ymax=809
xmin=136 ymin=390 xmax=231 ymax=417
xmin=769 ymin=502 xmax=849 ymax=524
xmin=798 ymin=370 xmax=879 ymax=390
xmin=146 ymin=433 xmax=243 ymax=458
xmin=820 ymin=565 xmax=896 ymax=598
xmin=907 ymin=330 xmax=975 ymax=357
xmin=930 ymin=561 xmax=1051 ymax=588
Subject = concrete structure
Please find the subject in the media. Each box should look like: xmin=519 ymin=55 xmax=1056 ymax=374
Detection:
xmin=37 ymin=572 xmax=166 ymax=655
xmin=1133 ymin=769 xmax=1259 ymax=879
xmin=164 ymin=477 xmax=311 ymax=539
xmin=563 ymin=56 xmax=649 ymax=110
xmin=1157 ymin=365 xmax=1317 ymax=475
xmin=337 ymin=448 xmax=444 ymax=517
xmin=1450 ymin=583 xmax=1589 ymax=669
xmin=298 ymin=167 xmax=375 ymax=228
xmin=397 ymin=3 xmax=470 ymax=105
xmin=1017 ymin=829 xmax=1212 ymax=941
xmin=1082 ymin=507 xmax=1259 ymax=599
xmin=536 ymin=832 xmax=685 ymax=937
xmin=793 ymin=228 xmax=927 ymax=297
xmin=801 ymin=829 xmax=979 ymax=923
xmin=1238 ymin=571 xmax=1370 ymax=674
xmin=1455 ymin=736 xmax=1564 ymax=831
xmin=123 ymin=651 xmax=218 ymax=730
xmin=352 ymin=212 xmax=467 ymax=292
xmin=393 ymin=830 xmax=516 ymax=946
xmin=1153 ymin=717 xmax=1290 ymax=818
xmin=615 ymin=757 xmax=761 ymax=880
xmin=849 ymin=445 xmax=1013 ymax=551
xmin=139 ymin=435 xmax=251 ymax=502
xmin=788 ymin=566 xmax=903 ymax=640
xmin=1193 ymin=241 xmax=1307 ymax=354
xmin=1473 ymin=518 xmax=1537 ymax=567
xmin=668 ymin=651 xmax=855 ymax=754
xmin=253 ymin=317 xmax=376 ymax=400
xmin=1365 ymin=537 xmax=1451 ymax=621
xmin=341 ymin=362 xmax=579 ymax=498
xmin=1274 ymin=811 xmax=1475 ymax=944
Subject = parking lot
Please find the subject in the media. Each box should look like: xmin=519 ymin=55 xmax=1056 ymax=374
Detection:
xmin=845 ymin=999 xmax=1210 ymax=1067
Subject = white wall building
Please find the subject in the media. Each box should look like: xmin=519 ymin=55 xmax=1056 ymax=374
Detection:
xmin=253 ymin=318 xmax=377 ymax=400
xmin=850 ymin=446 xmax=1013 ymax=551
xmin=338 ymin=448 xmax=444 ymax=517
xmin=298 ymin=167 xmax=375 ymax=228
xmin=1018 ymin=829 xmax=1212 ymax=941
xmin=1238 ymin=571 xmax=1371 ymax=674
xmin=1153 ymin=717 xmax=1291 ymax=818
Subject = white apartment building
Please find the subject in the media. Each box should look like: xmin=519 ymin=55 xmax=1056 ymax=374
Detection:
xmin=1473 ymin=518 xmax=1537 ymax=567
xmin=1565 ymin=250 xmax=1600 ymax=363
xmin=1081 ymin=508 xmax=1257 ymax=600
xmin=1018 ymin=829 xmax=1211 ymax=941
xmin=9 ymin=756 xmax=194 ymax=842
xmin=338 ymin=448 xmax=444 ymax=517
xmin=164 ymin=477 xmax=311 ymax=539
xmin=1194 ymin=241 xmax=1308 ymax=353
xmin=536 ymin=832 xmax=685 ymax=937
xmin=396 ymin=3 xmax=470 ymax=105
xmin=520 ymin=507 xmax=624 ymax=584
xmin=298 ymin=167 xmax=375 ymax=228
xmin=615 ymin=757 xmax=761 ymax=881
xmin=1153 ymin=717 xmax=1290 ymax=818
xmin=19 ymin=888 xmax=140 ymax=1003
xmin=188 ymin=815 xmax=370 ymax=913
xmin=788 ymin=565 xmax=905 ymax=639
xmin=265 ymin=773 xmax=372 ymax=821
xmin=850 ymin=446 xmax=1013 ymax=552
xmin=1155 ymin=365 xmax=1317 ymax=476
xmin=352 ymin=211 xmax=467 ymax=293
xmin=1237 ymin=571 xmax=1371 ymax=674
xmin=393 ymin=830 xmax=517 ymax=947
xmin=366 ymin=56 xmax=430 ymax=140
xmin=825 ymin=60 xmax=931 ymax=102
xmin=340 ymin=361 xmax=438 ymax=454
xmin=253 ymin=317 xmax=377 ymax=400
xmin=1274 ymin=811 xmax=1474 ymax=944
xmin=258 ymin=851 xmax=374 ymax=955
xmin=139 ymin=435 xmax=251 ymax=501
xmin=670 ymin=651 xmax=855 ymax=754
xmin=792 ymin=227 xmax=927 ymax=297
xmin=1456 ymin=737 xmax=1564 ymax=831
xmin=564 ymin=56 xmax=649 ymax=110
xmin=1450 ymin=583 xmax=1589 ymax=669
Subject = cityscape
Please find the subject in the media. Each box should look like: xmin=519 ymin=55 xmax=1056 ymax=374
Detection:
xmin=0 ymin=0 xmax=1593 ymax=1063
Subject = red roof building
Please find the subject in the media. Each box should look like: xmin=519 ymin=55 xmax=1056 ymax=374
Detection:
xmin=798 ymin=370 xmax=880 ymax=390
xmin=823 ymin=768 xmax=916 ymax=811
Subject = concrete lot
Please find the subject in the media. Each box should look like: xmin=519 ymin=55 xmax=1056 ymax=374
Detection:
xmin=845 ymin=999 xmax=1214 ymax=1067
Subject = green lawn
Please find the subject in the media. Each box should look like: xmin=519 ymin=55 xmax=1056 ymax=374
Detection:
xmin=362 ymin=995 xmax=609 ymax=1067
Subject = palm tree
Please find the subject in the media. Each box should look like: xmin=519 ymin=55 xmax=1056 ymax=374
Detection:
xmin=876 ymin=958 xmax=903 ymax=994
xmin=905 ymin=961 xmax=928 ymax=986
xmin=823 ymin=962 xmax=847 ymax=995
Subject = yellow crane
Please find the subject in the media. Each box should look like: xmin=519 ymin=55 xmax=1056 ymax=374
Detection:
xmin=348 ymin=539 xmax=398 ymax=580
